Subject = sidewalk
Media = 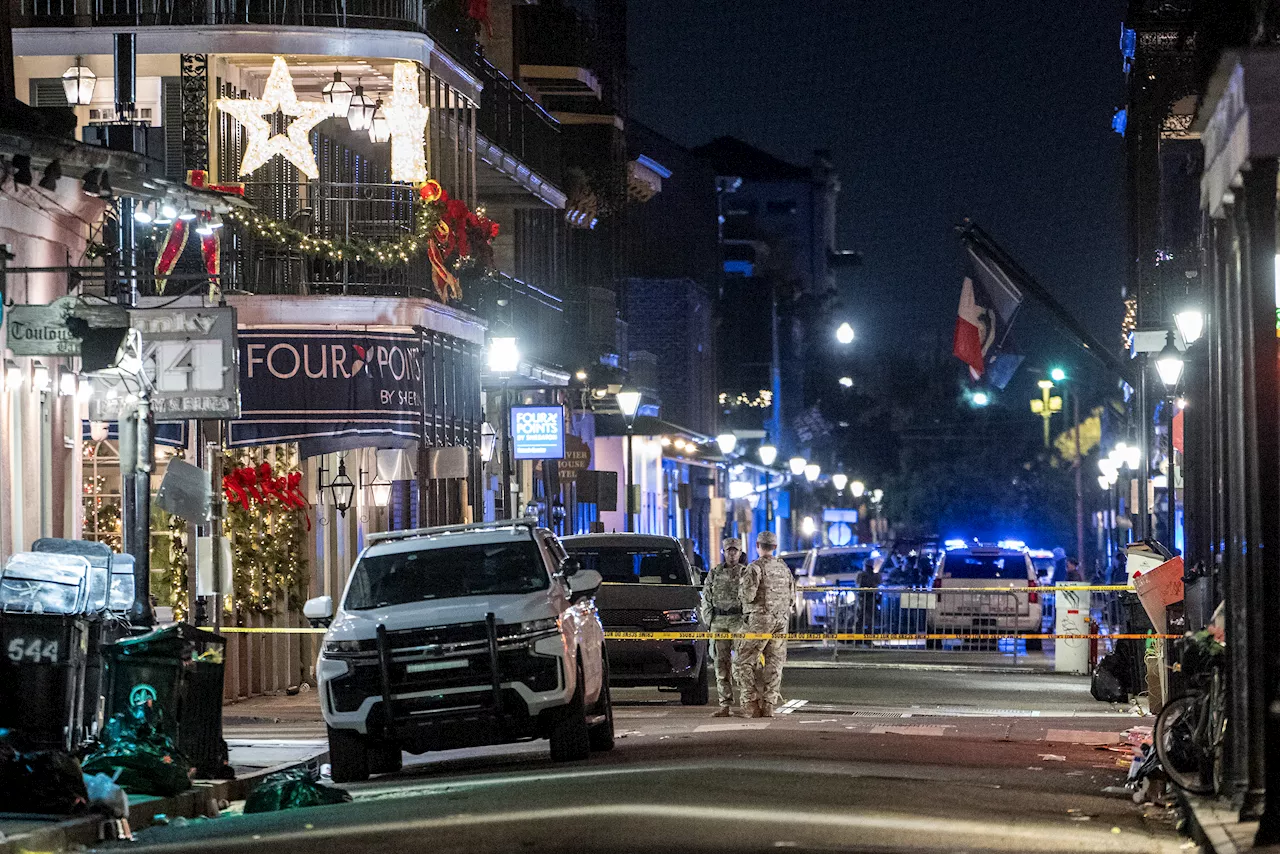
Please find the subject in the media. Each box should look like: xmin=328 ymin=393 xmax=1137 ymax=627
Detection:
xmin=1180 ymin=794 xmax=1280 ymax=854
xmin=0 ymin=733 xmax=326 ymax=854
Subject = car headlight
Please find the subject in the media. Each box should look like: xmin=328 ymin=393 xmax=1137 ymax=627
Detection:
xmin=322 ymin=639 xmax=373 ymax=655
xmin=501 ymin=618 xmax=560 ymax=639
xmin=663 ymin=609 xmax=699 ymax=625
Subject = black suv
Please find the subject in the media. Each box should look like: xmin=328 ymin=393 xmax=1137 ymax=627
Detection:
xmin=561 ymin=534 xmax=708 ymax=705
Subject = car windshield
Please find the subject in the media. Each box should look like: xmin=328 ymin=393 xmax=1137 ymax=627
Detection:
xmin=564 ymin=546 xmax=691 ymax=585
xmin=780 ymin=553 xmax=807 ymax=573
xmin=944 ymin=554 xmax=1027 ymax=580
xmin=813 ymin=551 xmax=873 ymax=576
xmin=344 ymin=539 xmax=548 ymax=610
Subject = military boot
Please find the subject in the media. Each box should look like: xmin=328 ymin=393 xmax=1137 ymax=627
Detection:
xmin=711 ymin=706 xmax=732 ymax=718
xmin=755 ymin=703 xmax=775 ymax=718
xmin=734 ymin=700 xmax=758 ymax=718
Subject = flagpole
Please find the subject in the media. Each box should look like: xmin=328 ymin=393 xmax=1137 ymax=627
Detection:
xmin=957 ymin=221 xmax=1137 ymax=388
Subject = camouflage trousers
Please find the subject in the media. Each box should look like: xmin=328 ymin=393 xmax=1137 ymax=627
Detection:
xmin=708 ymin=617 xmax=743 ymax=708
xmin=732 ymin=612 xmax=789 ymax=708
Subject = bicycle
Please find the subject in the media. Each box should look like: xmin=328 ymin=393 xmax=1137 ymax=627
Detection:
xmin=1153 ymin=630 xmax=1227 ymax=795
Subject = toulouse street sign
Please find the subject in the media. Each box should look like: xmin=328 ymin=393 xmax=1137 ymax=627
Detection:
xmin=5 ymin=296 xmax=127 ymax=356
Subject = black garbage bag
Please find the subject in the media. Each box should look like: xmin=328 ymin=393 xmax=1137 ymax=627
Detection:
xmin=0 ymin=729 xmax=90 ymax=814
xmin=1091 ymin=651 xmax=1129 ymax=703
xmin=243 ymin=769 xmax=352 ymax=813
xmin=82 ymin=702 xmax=192 ymax=796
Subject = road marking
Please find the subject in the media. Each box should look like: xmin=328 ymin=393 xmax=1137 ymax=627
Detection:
xmin=869 ymin=725 xmax=954 ymax=737
xmin=776 ymin=699 xmax=808 ymax=715
xmin=694 ymin=722 xmax=772 ymax=732
xmin=1043 ymin=729 xmax=1124 ymax=745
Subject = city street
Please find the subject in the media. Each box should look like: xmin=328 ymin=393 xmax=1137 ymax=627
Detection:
xmin=116 ymin=653 xmax=1181 ymax=854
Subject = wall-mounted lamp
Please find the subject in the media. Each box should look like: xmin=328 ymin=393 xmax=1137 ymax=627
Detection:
xmin=318 ymin=457 xmax=357 ymax=516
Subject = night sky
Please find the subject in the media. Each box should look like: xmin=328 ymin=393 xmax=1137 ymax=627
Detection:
xmin=629 ymin=0 xmax=1130 ymax=404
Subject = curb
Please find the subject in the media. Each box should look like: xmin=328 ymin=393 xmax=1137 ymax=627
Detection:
xmin=1177 ymin=791 xmax=1260 ymax=854
xmin=0 ymin=749 xmax=328 ymax=854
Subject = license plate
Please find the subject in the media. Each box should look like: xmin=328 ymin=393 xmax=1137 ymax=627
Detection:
xmin=406 ymin=658 xmax=468 ymax=674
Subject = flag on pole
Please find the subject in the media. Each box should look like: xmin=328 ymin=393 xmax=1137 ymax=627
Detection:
xmin=953 ymin=244 xmax=1024 ymax=379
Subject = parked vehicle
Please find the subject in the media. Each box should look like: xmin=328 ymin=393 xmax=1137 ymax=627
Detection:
xmin=560 ymin=533 xmax=708 ymax=705
xmin=794 ymin=545 xmax=884 ymax=628
xmin=304 ymin=519 xmax=613 ymax=783
xmin=778 ymin=550 xmax=808 ymax=576
xmin=927 ymin=544 xmax=1043 ymax=649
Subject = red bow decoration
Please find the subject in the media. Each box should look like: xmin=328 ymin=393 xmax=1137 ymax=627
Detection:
xmin=222 ymin=463 xmax=312 ymax=530
xmin=186 ymin=169 xmax=245 ymax=196
xmin=416 ymin=182 xmax=498 ymax=304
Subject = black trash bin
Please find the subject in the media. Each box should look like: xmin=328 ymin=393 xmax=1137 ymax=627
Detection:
xmin=0 ymin=551 xmax=101 ymax=752
xmin=102 ymin=623 xmax=231 ymax=777
xmin=30 ymin=538 xmax=132 ymax=742
xmin=0 ymin=613 xmax=90 ymax=752
xmin=1118 ymin=590 xmax=1154 ymax=696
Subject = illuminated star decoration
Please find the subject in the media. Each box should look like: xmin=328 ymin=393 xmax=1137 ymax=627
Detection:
xmin=215 ymin=57 xmax=328 ymax=179
xmin=383 ymin=62 xmax=428 ymax=184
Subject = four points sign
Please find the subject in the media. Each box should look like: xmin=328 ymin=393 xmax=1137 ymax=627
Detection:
xmin=511 ymin=405 xmax=566 ymax=460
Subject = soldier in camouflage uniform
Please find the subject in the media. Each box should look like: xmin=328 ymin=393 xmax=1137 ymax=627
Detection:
xmin=733 ymin=530 xmax=796 ymax=717
xmin=700 ymin=537 xmax=746 ymax=716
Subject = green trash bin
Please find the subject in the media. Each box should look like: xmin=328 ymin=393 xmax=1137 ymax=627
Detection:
xmin=102 ymin=623 xmax=232 ymax=778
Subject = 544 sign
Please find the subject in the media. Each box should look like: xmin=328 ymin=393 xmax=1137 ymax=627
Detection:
xmin=8 ymin=636 xmax=59 ymax=663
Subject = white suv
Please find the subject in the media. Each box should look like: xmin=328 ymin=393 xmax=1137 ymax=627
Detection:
xmin=303 ymin=519 xmax=613 ymax=783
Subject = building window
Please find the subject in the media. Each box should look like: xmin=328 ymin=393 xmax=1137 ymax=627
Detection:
xmin=766 ymin=200 xmax=797 ymax=216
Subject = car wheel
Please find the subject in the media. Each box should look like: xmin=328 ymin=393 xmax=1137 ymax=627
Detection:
xmin=588 ymin=647 xmax=615 ymax=752
xmin=368 ymin=740 xmax=403 ymax=775
xmin=327 ymin=726 xmax=370 ymax=784
xmin=680 ymin=659 xmax=710 ymax=706
xmin=550 ymin=660 xmax=591 ymax=762
xmin=925 ymin=638 xmax=942 ymax=650
xmin=1026 ymin=637 xmax=1044 ymax=652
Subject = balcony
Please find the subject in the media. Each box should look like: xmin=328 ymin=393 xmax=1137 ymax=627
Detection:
xmin=514 ymin=3 xmax=602 ymax=99
xmin=12 ymin=0 xmax=427 ymax=31
xmin=461 ymin=271 xmax=564 ymax=365
xmin=211 ymin=180 xmax=437 ymax=300
xmin=475 ymin=56 xmax=563 ymax=202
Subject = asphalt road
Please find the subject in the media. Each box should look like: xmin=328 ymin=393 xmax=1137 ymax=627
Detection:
xmin=118 ymin=652 xmax=1182 ymax=854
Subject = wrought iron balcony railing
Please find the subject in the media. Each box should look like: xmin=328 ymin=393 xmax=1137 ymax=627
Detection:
xmin=13 ymin=0 xmax=426 ymax=32
xmin=461 ymin=270 xmax=564 ymax=362
xmin=475 ymin=56 xmax=562 ymax=186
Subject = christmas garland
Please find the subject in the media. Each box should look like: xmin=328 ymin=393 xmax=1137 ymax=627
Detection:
xmin=225 ymin=180 xmax=499 ymax=302
xmin=224 ymin=447 xmax=310 ymax=618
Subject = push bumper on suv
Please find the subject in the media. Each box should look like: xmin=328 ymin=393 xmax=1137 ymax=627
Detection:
xmin=318 ymin=614 xmax=566 ymax=752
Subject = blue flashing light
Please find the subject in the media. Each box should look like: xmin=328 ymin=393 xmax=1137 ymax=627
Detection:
xmin=997 ymin=539 xmax=1027 ymax=551
xmin=1120 ymin=25 xmax=1136 ymax=73
xmin=944 ymin=539 xmax=968 ymax=551
xmin=1112 ymin=108 xmax=1128 ymax=137
xmin=723 ymin=260 xmax=754 ymax=276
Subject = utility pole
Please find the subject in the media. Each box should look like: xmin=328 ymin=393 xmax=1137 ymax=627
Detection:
xmin=1073 ymin=393 xmax=1084 ymax=565
xmin=111 ymin=32 xmax=154 ymax=625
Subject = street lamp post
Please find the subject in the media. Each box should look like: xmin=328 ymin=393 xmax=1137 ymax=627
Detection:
xmin=1051 ymin=366 xmax=1086 ymax=570
xmin=488 ymin=336 xmax=520 ymax=519
xmin=1155 ymin=331 xmax=1185 ymax=548
xmin=617 ymin=389 xmax=642 ymax=532
xmin=759 ymin=443 xmax=777 ymax=531
xmin=1030 ymin=379 xmax=1063 ymax=449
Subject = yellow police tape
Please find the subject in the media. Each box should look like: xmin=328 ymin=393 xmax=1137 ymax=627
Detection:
xmin=595 ymin=583 xmax=1133 ymax=593
xmin=216 ymin=627 xmax=1173 ymax=641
